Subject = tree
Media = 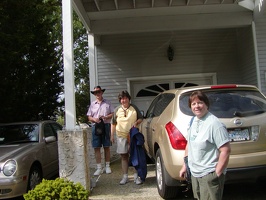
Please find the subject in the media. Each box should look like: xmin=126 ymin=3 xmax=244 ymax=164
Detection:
xmin=0 ymin=0 xmax=63 ymax=122
xmin=0 ymin=0 xmax=90 ymax=124
xmin=73 ymin=13 xmax=90 ymax=124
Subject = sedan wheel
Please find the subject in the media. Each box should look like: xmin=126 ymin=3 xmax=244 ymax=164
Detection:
xmin=27 ymin=165 xmax=42 ymax=191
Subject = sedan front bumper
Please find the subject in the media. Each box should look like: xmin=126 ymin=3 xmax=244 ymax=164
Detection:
xmin=0 ymin=175 xmax=28 ymax=199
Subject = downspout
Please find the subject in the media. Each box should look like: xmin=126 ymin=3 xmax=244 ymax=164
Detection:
xmin=252 ymin=21 xmax=261 ymax=90
xmin=239 ymin=0 xmax=262 ymax=90
xmin=62 ymin=0 xmax=76 ymax=130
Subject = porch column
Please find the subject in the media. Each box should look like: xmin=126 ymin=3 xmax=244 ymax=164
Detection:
xmin=88 ymin=33 xmax=97 ymax=101
xmin=62 ymin=0 xmax=76 ymax=130
xmin=60 ymin=0 xmax=91 ymax=191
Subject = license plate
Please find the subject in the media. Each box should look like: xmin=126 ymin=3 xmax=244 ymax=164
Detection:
xmin=228 ymin=128 xmax=250 ymax=142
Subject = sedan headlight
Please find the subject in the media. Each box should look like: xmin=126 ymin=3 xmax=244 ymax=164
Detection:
xmin=3 ymin=160 xmax=17 ymax=176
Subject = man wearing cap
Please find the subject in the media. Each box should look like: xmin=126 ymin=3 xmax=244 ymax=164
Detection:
xmin=87 ymin=86 xmax=114 ymax=175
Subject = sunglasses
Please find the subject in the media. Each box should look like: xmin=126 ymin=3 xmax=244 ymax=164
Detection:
xmin=93 ymin=90 xmax=101 ymax=94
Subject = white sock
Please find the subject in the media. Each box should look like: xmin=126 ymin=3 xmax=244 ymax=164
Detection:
xmin=96 ymin=163 xmax=102 ymax=169
xmin=123 ymin=174 xmax=128 ymax=178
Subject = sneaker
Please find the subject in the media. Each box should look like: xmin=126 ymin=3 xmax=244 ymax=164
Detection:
xmin=119 ymin=177 xmax=128 ymax=185
xmin=135 ymin=177 xmax=143 ymax=185
xmin=93 ymin=168 xmax=102 ymax=176
xmin=105 ymin=166 xmax=112 ymax=174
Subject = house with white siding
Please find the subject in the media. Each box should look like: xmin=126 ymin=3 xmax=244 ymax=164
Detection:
xmin=62 ymin=0 xmax=266 ymax=128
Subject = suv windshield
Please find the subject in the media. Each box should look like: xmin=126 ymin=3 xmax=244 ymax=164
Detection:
xmin=179 ymin=89 xmax=266 ymax=118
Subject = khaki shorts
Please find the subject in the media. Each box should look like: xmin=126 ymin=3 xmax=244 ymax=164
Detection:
xmin=116 ymin=136 xmax=129 ymax=154
xmin=191 ymin=171 xmax=225 ymax=200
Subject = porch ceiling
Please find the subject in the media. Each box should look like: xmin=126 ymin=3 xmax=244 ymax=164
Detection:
xmin=74 ymin=0 xmax=253 ymax=34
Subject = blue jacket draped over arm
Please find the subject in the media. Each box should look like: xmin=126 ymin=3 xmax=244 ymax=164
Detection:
xmin=129 ymin=127 xmax=147 ymax=182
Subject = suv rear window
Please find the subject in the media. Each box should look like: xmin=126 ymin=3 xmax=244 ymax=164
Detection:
xmin=179 ymin=89 xmax=266 ymax=118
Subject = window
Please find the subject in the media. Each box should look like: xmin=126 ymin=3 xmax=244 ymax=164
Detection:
xmin=44 ymin=124 xmax=55 ymax=138
xmin=175 ymin=82 xmax=197 ymax=88
xmin=179 ymin=89 xmax=266 ymax=118
xmin=0 ymin=124 xmax=39 ymax=144
xmin=146 ymin=95 xmax=161 ymax=118
xmin=146 ymin=93 xmax=175 ymax=118
xmin=50 ymin=123 xmax=62 ymax=139
xmin=136 ymin=82 xmax=198 ymax=97
xmin=23 ymin=124 xmax=39 ymax=141
xmin=137 ymin=83 xmax=170 ymax=97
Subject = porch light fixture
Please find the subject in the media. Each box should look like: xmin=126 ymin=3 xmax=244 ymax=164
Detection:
xmin=167 ymin=45 xmax=174 ymax=61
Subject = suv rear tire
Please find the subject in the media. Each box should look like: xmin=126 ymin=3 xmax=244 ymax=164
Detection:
xmin=155 ymin=149 xmax=179 ymax=199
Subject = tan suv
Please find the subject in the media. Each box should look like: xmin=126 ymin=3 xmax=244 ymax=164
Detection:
xmin=139 ymin=84 xmax=266 ymax=199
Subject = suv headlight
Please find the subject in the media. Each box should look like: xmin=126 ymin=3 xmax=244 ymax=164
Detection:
xmin=3 ymin=160 xmax=17 ymax=176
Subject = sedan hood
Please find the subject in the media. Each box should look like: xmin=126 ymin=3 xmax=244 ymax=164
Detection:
xmin=0 ymin=143 xmax=37 ymax=162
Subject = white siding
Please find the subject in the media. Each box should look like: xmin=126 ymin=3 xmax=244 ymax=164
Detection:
xmin=95 ymin=28 xmax=256 ymax=107
xmin=255 ymin=16 xmax=266 ymax=95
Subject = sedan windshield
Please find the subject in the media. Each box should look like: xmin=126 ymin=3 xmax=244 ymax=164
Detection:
xmin=0 ymin=124 xmax=39 ymax=145
xmin=179 ymin=89 xmax=266 ymax=118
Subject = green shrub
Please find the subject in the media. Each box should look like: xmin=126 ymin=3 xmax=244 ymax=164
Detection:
xmin=23 ymin=178 xmax=89 ymax=200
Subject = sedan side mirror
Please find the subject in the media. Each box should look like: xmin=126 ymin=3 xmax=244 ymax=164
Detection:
xmin=45 ymin=136 xmax=56 ymax=143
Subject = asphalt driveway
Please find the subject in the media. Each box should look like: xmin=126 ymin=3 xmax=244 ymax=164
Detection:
xmin=13 ymin=154 xmax=266 ymax=200
xmin=89 ymin=156 xmax=165 ymax=200
xmin=89 ymin=155 xmax=266 ymax=200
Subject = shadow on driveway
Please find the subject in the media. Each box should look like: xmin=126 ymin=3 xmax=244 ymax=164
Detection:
xmin=89 ymin=156 xmax=266 ymax=200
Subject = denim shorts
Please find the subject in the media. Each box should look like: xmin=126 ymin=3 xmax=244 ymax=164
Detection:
xmin=91 ymin=123 xmax=111 ymax=148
